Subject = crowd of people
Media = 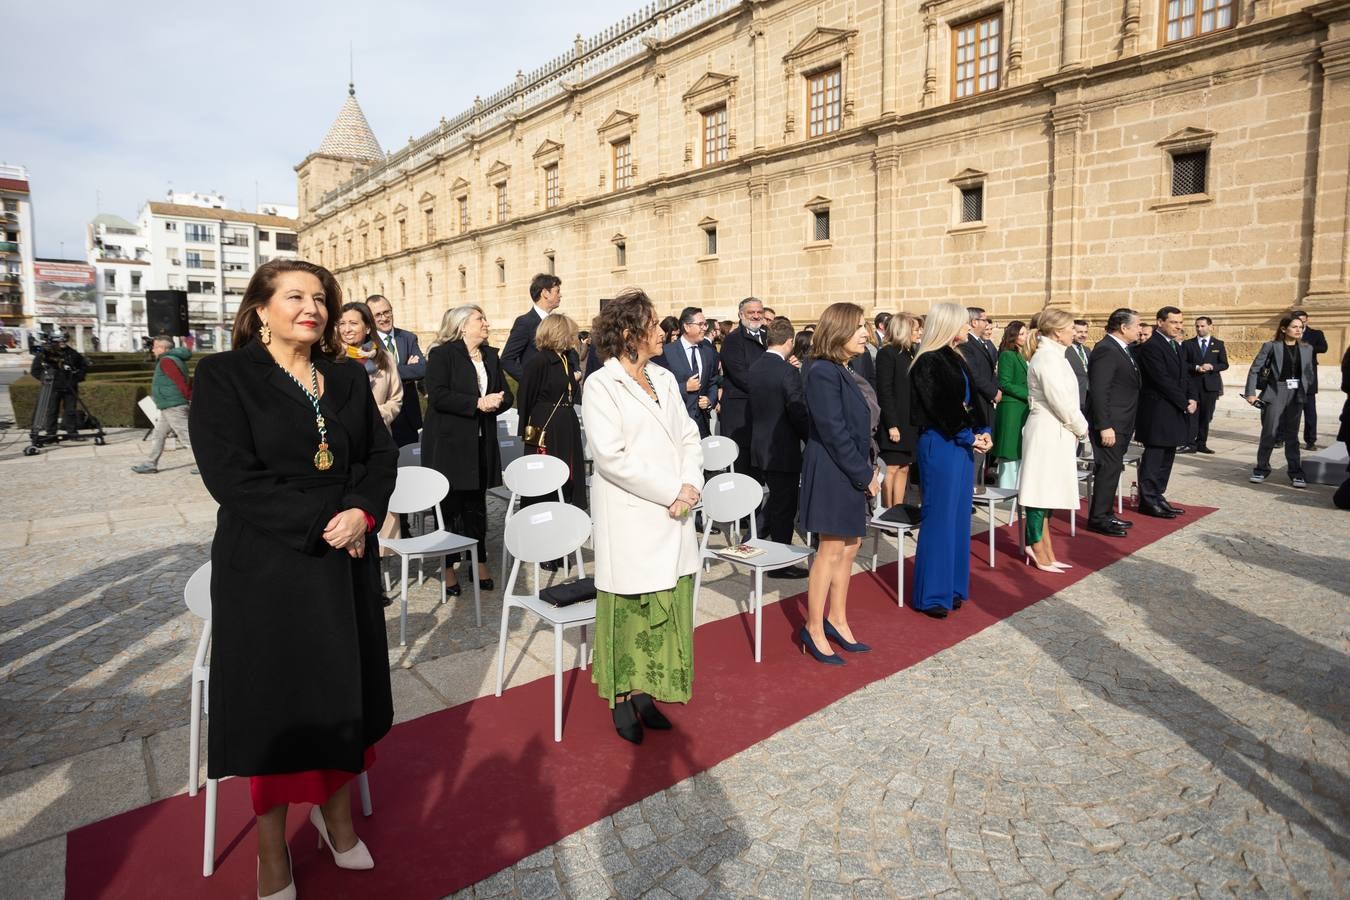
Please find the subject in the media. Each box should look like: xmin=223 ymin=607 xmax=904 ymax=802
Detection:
xmin=180 ymin=256 xmax=1347 ymax=899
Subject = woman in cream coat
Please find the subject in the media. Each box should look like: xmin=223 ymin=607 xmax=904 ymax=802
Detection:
xmin=1018 ymin=308 xmax=1089 ymax=572
xmin=582 ymin=288 xmax=704 ymax=744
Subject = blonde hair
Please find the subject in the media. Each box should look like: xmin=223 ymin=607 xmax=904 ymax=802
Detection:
xmin=884 ymin=312 xmax=918 ymax=352
xmin=810 ymin=302 xmax=867 ymax=364
xmin=911 ymin=303 xmax=968 ymax=365
xmin=1027 ymin=307 xmax=1073 ymax=355
xmin=432 ymin=304 xmax=484 ymax=347
xmin=535 ymin=313 xmax=579 ymax=353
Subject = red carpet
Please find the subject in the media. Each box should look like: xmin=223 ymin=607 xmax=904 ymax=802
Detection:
xmin=65 ymin=504 xmax=1211 ymax=899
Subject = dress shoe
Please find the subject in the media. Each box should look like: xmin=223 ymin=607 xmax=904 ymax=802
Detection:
xmin=951 ymin=598 xmax=964 ymax=610
xmin=823 ymin=619 xmax=871 ymax=652
xmin=311 ymin=805 xmax=374 ymax=869
xmin=913 ymin=605 xmax=948 ymax=619
xmin=1137 ymin=503 xmax=1177 ymax=519
xmin=799 ymin=626 xmax=845 ymax=665
xmin=1160 ymin=501 xmax=1185 ymax=515
xmin=1023 ymin=547 xmax=1062 ymax=572
xmin=1109 ymin=517 xmax=1134 ymax=529
xmin=629 ymin=692 xmax=672 ymax=729
xmin=1195 ymin=446 xmax=1215 ymax=455
xmin=1176 ymin=445 xmax=1197 ymax=454
xmin=1087 ymin=521 xmax=1128 ymax=537
xmin=612 ymin=700 xmax=644 ymax=743
xmin=766 ymin=564 xmax=811 ymax=580
xmin=539 ymin=559 xmax=562 ymax=572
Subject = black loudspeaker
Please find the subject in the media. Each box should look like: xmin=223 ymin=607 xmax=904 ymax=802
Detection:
xmin=146 ymin=290 xmax=189 ymax=337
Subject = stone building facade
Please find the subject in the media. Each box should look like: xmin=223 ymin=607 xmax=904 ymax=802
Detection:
xmin=296 ymin=0 xmax=1350 ymax=360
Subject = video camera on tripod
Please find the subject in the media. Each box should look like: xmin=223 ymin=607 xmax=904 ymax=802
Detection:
xmin=23 ymin=331 xmax=105 ymax=456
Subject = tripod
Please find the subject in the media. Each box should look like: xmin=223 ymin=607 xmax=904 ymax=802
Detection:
xmin=24 ymin=366 xmax=106 ymax=456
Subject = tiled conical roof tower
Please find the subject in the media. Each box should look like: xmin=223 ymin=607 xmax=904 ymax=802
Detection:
xmin=316 ymin=83 xmax=385 ymax=165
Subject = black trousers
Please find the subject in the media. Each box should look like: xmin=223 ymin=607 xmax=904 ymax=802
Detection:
xmin=1188 ymin=391 xmax=1219 ymax=448
xmin=1089 ymin=427 xmax=1132 ymax=523
xmin=445 ymin=487 xmax=489 ymax=563
xmin=1138 ymin=445 xmax=1176 ymax=507
xmin=1303 ymin=391 xmax=1318 ymax=444
xmin=762 ymin=470 xmax=801 ymax=545
xmin=41 ymin=389 xmax=80 ymax=434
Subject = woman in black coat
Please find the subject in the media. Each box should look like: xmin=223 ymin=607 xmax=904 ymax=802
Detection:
xmin=190 ymin=260 xmax=397 ymax=898
xmin=875 ymin=312 xmax=918 ymax=508
xmin=517 ymin=313 xmax=588 ymax=512
xmin=421 ymin=304 xmax=513 ymax=592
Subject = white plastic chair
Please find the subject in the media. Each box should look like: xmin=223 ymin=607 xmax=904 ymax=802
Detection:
xmin=397 ymin=442 xmax=422 ymax=468
xmin=496 ymin=454 xmax=581 ymax=586
xmin=700 ymin=435 xmax=738 ymax=473
xmin=973 ymin=485 xmax=1023 ymax=567
xmin=184 ymin=562 xmax=371 ymax=877
xmin=487 ymin=436 xmax=526 ymax=504
xmin=867 ymin=506 xmax=920 ymax=607
xmin=379 ymin=466 xmax=482 ymax=646
xmin=494 ymin=502 xmax=596 ymax=742
xmin=693 ymin=473 xmax=814 ymax=662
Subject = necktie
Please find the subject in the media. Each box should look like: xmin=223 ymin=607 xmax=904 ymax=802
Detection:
xmin=1201 ymin=338 xmax=1208 ymax=356
xmin=689 ymin=345 xmax=699 ymax=378
xmin=384 ymin=333 xmax=397 ymax=357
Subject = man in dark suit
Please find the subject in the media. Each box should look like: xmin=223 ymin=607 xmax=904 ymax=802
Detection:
xmin=500 ymin=273 xmax=562 ymax=383
xmin=1066 ymin=319 xmax=1091 ymax=412
xmin=1292 ymin=309 xmax=1327 ymax=449
xmin=1134 ymin=306 xmax=1198 ymax=518
xmin=367 ymin=294 xmax=426 ymax=447
xmin=959 ymin=307 xmax=1001 ymax=433
xmin=1180 ymin=316 xmax=1228 ymax=454
xmin=748 ymin=318 xmax=809 ymax=578
xmin=1085 ymin=308 xmax=1141 ymax=536
xmin=718 ymin=296 xmax=768 ymax=475
xmin=661 ymin=306 xmax=719 ymax=436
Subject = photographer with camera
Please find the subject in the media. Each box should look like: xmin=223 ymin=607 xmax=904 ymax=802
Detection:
xmin=1244 ymin=315 xmax=1316 ymax=488
xmin=29 ymin=332 xmax=88 ymax=439
xmin=132 ymin=336 xmax=196 ymax=475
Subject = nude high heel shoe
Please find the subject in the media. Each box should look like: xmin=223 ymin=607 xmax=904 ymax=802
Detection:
xmin=310 ymin=805 xmax=374 ymax=870
xmin=258 ymin=848 xmax=296 ymax=900
xmin=1023 ymin=547 xmax=1062 ymax=573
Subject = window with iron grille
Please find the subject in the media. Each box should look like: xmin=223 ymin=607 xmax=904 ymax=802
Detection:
xmin=613 ymin=140 xmax=632 ymax=190
xmin=703 ymin=106 xmax=729 ymax=165
xmin=615 ymin=241 xmax=627 ymax=268
xmin=812 ymin=209 xmax=831 ymax=241
xmin=953 ymin=14 xmax=1002 ymax=100
xmin=705 ymin=226 xmax=718 ymax=256
xmin=1164 ymin=0 xmax=1233 ymax=43
xmin=496 ymin=183 xmax=508 ymax=223
xmin=808 ymin=67 xmax=842 ymax=138
xmin=104 ymin=270 xmax=116 ymax=289
xmin=425 ymin=209 xmax=436 ymax=242
xmin=1170 ymin=150 xmax=1208 ymax=196
xmin=398 ymin=219 xmax=407 ymax=249
xmin=544 ymin=164 xmax=560 ymax=209
xmin=960 ymin=185 xmax=984 ymax=222
xmin=458 ymin=197 xmax=469 ymax=233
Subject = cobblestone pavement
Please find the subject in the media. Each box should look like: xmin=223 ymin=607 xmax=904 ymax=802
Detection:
xmin=0 ymin=387 xmax=1346 ymax=899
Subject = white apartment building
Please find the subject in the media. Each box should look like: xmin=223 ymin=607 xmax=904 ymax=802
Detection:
xmin=0 ymin=163 xmax=38 ymax=338
xmin=86 ymin=191 xmax=299 ymax=350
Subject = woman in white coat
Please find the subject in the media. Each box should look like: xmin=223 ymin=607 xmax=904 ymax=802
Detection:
xmin=582 ymin=288 xmax=704 ymax=744
xmin=1018 ymin=308 xmax=1089 ymax=572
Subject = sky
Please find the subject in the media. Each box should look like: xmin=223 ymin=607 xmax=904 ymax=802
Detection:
xmin=4 ymin=0 xmax=642 ymax=258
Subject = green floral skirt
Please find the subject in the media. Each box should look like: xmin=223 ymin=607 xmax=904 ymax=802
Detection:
xmin=592 ymin=575 xmax=694 ymax=709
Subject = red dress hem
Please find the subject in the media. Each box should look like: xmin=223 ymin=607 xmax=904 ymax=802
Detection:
xmin=249 ymin=746 xmax=376 ymax=815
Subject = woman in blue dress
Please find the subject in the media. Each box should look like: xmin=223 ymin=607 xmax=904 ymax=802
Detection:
xmin=908 ymin=303 xmax=993 ymax=618
xmin=799 ymin=302 xmax=881 ymax=664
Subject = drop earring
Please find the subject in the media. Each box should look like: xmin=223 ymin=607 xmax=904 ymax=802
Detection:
xmin=260 ymin=322 xmax=272 ymax=345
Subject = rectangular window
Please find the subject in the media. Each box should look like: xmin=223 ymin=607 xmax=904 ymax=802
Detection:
xmin=346 ymin=238 xmax=352 ymax=264
xmin=545 ymin=252 xmax=556 ymax=275
xmin=705 ymin=227 xmax=718 ymax=256
xmin=131 ymin=271 xmax=141 ymax=290
xmin=188 ymin=279 xmax=216 ymax=295
xmin=615 ymin=241 xmax=627 ymax=268
xmin=953 ymin=14 xmax=1002 ymax=100
xmin=3 ymin=200 xmax=16 ymax=212
xmin=1170 ymin=150 xmax=1208 ymax=196
xmin=812 ymin=209 xmax=831 ymax=242
xmin=184 ymin=223 xmax=214 ymax=243
xmin=164 ymin=221 xmax=177 ymax=231
xmin=398 ymin=219 xmax=407 ymax=249
xmin=612 ymin=139 xmax=632 ymax=190
xmin=361 ymin=233 xmax=369 ymax=259
xmin=544 ymin=164 xmax=560 ymax=209
xmin=425 ymin=209 xmax=436 ymax=242
xmin=458 ymin=197 xmax=469 ymax=233
xmin=459 ymin=267 xmax=468 ymax=290
xmin=103 ymin=270 xmax=116 ymax=289
xmin=258 ymin=230 xmax=270 ymax=241
xmin=960 ymin=185 xmax=985 ymax=222
xmin=703 ymin=106 xmax=729 ymax=165
xmin=185 ymin=251 xmax=204 ymax=269
xmin=105 ymin=300 xmax=118 ymax=322
xmin=808 ymin=67 xmax=842 ymax=138
xmin=275 ymin=233 xmax=297 ymax=252
xmin=378 ymin=226 xmax=386 ymax=254
xmin=496 ymin=183 xmax=508 ymax=223
xmin=496 ymin=259 xmax=506 ymax=285
xmin=1164 ymin=0 xmax=1234 ymax=42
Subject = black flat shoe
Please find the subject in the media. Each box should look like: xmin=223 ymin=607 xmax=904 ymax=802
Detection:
xmin=539 ymin=559 xmax=562 ymax=572
xmin=951 ymin=599 xmax=964 ymax=610
xmin=1196 ymin=446 xmax=1215 ymax=454
xmin=913 ymin=605 xmax=948 ymax=619
xmin=446 ymin=581 xmax=462 ymax=597
xmin=629 ymin=693 xmax=672 ymax=729
xmin=479 ymin=578 xmax=494 ymax=591
xmin=612 ymin=700 xmax=643 ymax=744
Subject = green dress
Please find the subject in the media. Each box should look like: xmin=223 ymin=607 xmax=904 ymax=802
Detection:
xmin=592 ymin=575 xmax=694 ymax=709
xmin=991 ymin=350 xmax=1029 ymax=462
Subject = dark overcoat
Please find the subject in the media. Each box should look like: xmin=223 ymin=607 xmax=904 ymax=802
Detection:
xmin=421 ymin=340 xmax=514 ymax=491
xmin=1135 ymin=332 xmax=1197 ymax=447
xmin=189 ymin=340 xmax=397 ymax=778
xmin=800 ymin=359 xmax=874 ymax=537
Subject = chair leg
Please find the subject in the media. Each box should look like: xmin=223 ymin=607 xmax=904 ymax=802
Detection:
xmin=188 ymin=675 xmax=201 ymax=797
xmin=579 ymin=624 xmax=589 ymax=670
xmin=988 ymin=502 xmax=996 ymax=567
xmin=470 ymin=546 xmax=482 ymax=627
xmin=202 ymin=777 xmax=217 ymax=877
xmin=753 ymin=569 xmax=763 ymax=663
xmin=553 ymin=625 xmax=564 ymax=742
xmin=870 ymin=529 xmax=880 ymax=571
xmin=439 ymin=554 xmax=447 ymax=605
xmin=897 ymin=531 xmax=905 ymax=607
xmin=1070 ymin=507 xmax=1077 ymax=537
xmin=399 ymin=555 xmax=410 ymax=647
xmin=495 ymin=600 xmax=510 ymax=697
xmin=357 ymin=772 xmax=373 ymax=816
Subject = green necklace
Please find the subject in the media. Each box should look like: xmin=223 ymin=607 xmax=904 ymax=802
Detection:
xmin=278 ymin=362 xmax=333 ymax=470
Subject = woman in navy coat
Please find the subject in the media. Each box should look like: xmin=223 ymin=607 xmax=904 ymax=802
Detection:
xmin=799 ymin=303 xmax=881 ymax=665
xmin=908 ymin=303 xmax=992 ymax=618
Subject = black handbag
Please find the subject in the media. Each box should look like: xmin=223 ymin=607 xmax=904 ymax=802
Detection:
xmin=877 ymin=504 xmax=922 ymax=526
xmin=539 ymin=576 xmax=596 ymax=607
xmin=1255 ymin=343 xmax=1276 ymax=392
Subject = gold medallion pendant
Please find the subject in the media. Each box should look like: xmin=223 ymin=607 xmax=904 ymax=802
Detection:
xmin=314 ymin=443 xmax=334 ymax=471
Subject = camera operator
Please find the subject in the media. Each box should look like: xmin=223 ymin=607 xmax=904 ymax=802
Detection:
xmin=30 ymin=332 xmax=88 ymax=438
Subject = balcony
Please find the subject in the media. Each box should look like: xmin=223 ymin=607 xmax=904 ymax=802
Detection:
xmin=0 ymin=273 xmax=18 ymax=284
xmin=0 ymin=241 xmax=19 ymax=254
xmin=0 ymin=300 xmax=22 ymax=317
xmin=185 ymin=260 xmax=215 ymax=270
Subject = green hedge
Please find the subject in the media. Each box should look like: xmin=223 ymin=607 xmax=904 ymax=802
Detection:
xmin=11 ymin=376 xmax=154 ymax=429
